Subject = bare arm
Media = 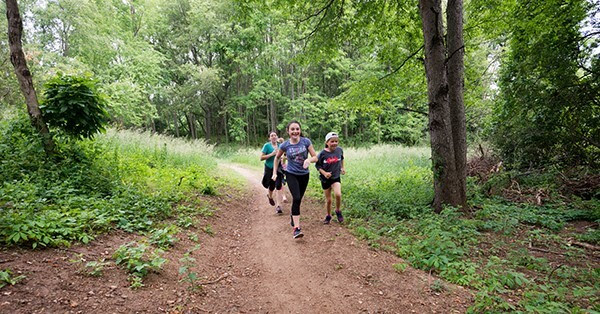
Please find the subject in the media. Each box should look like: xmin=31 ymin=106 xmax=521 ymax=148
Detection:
xmin=260 ymin=150 xmax=276 ymax=161
xmin=302 ymin=144 xmax=318 ymax=169
xmin=271 ymin=149 xmax=284 ymax=180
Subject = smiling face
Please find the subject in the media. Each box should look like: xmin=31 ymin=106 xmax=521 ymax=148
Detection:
xmin=326 ymin=137 xmax=339 ymax=150
xmin=287 ymin=122 xmax=301 ymax=141
xmin=269 ymin=132 xmax=278 ymax=143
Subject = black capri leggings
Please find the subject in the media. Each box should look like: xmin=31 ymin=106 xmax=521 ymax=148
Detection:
xmin=286 ymin=172 xmax=310 ymax=216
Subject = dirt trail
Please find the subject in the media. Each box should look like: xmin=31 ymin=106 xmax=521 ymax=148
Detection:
xmin=0 ymin=163 xmax=472 ymax=313
xmin=211 ymin=164 xmax=472 ymax=313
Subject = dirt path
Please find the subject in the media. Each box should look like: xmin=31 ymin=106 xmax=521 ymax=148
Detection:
xmin=0 ymin=164 xmax=472 ymax=313
xmin=204 ymin=164 xmax=472 ymax=313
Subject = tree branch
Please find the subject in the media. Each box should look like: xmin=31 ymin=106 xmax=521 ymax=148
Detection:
xmin=397 ymin=106 xmax=428 ymax=116
xmin=299 ymin=8 xmax=330 ymax=42
xmin=581 ymin=30 xmax=600 ymax=40
xmin=299 ymin=0 xmax=344 ymax=46
xmin=297 ymin=0 xmax=335 ymax=23
xmin=446 ymin=44 xmax=465 ymax=64
xmin=379 ymin=45 xmax=424 ymax=80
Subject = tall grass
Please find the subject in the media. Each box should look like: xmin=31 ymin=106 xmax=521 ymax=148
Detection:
xmin=100 ymin=129 xmax=215 ymax=166
xmin=215 ymin=145 xmax=263 ymax=170
xmin=308 ymin=145 xmax=433 ymax=219
xmin=96 ymin=129 xmax=219 ymax=195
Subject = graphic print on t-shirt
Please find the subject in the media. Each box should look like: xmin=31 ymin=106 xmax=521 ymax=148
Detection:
xmin=287 ymin=144 xmax=307 ymax=164
xmin=325 ymin=156 xmax=340 ymax=165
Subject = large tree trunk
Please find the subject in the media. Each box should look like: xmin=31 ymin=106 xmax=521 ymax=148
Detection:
xmin=5 ymin=0 xmax=55 ymax=156
xmin=419 ymin=0 xmax=464 ymax=212
xmin=446 ymin=0 xmax=467 ymax=209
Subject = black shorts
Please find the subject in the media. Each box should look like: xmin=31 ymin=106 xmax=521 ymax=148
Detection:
xmin=320 ymin=176 xmax=341 ymax=190
xmin=262 ymin=166 xmax=284 ymax=191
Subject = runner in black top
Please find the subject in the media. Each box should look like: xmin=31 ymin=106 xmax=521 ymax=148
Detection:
xmin=315 ymin=132 xmax=345 ymax=224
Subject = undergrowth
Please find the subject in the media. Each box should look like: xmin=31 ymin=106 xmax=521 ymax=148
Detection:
xmin=0 ymin=115 xmax=220 ymax=248
xmin=302 ymin=144 xmax=600 ymax=312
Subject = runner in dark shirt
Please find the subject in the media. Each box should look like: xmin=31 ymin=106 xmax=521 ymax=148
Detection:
xmin=315 ymin=132 xmax=345 ymax=224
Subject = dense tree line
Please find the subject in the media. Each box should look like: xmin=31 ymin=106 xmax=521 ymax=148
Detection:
xmin=1 ymin=0 xmax=598 ymax=168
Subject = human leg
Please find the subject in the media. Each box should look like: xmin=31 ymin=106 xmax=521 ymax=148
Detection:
xmin=262 ymin=166 xmax=276 ymax=206
xmin=323 ymin=188 xmax=332 ymax=224
xmin=286 ymin=173 xmax=309 ymax=236
xmin=331 ymin=181 xmax=343 ymax=223
xmin=274 ymin=173 xmax=284 ymax=213
xmin=331 ymin=182 xmax=342 ymax=211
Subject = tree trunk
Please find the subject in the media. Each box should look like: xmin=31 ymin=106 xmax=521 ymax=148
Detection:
xmin=204 ymin=107 xmax=212 ymax=141
xmin=5 ymin=0 xmax=55 ymax=156
xmin=173 ymin=112 xmax=180 ymax=137
xmin=419 ymin=0 xmax=463 ymax=213
xmin=447 ymin=0 xmax=467 ymax=209
xmin=269 ymin=98 xmax=277 ymax=132
xmin=186 ymin=112 xmax=197 ymax=139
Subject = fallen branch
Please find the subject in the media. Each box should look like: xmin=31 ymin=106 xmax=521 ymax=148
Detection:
xmin=570 ymin=240 xmax=600 ymax=252
xmin=528 ymin=246 xmax=564 ymax=256
xmin=200 ymin=273 xmax=229 ymax=285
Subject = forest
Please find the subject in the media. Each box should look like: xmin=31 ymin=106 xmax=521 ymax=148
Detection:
xmin=0 ymin=0 xmax=599 ymax=312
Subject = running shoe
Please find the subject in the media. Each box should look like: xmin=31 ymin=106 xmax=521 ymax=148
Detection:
xmin=267 ymin=195 xmax=275 ymax=206
xmin=323 ymin=215 xmax=332 ymax=224
xmin=276 ymin=206 xmax=283 ymax=214
xmin=293 ymin=227 xmax=304 ymax=239
xmin=335 ymin=210 xmax=344 ymax=223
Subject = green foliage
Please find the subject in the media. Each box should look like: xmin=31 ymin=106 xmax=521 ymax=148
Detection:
xmin=493 ymin=0 xmax=600 ymax=168
xmin=40 ymin=73 xmax=109 ymax=139
xmin=0 ymin=269 xmax=26 ymax=288
xmin=201 ymin=224 xmax=215 ymax=236
xmin=148 ymin=225 xmax=180 ymax=249
xmin=0 ymin=117 xmax=219 ymax=248
xmin=179 ymin=245 xmax=202 ymax=291
xmin=576 ymin=228 xmax=600 ymax=245
xmin=113 ymin=242 xmax=167 ymax=288
xmin=283 ymin=143 xmax=600 ymax=312
xmin=84 ymin=259 xmax=110 ymax=277
xmin=392 ymin=262 xmax=408 ymax=273
xmin=176 ymin=214 xmax=195 ymax=229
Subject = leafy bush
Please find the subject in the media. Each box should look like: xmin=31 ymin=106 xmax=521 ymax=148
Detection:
xmin=40 ymin=73 xmax=109 ymax=139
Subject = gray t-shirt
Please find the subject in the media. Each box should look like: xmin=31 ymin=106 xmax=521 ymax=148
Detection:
xmin=279 ymin=137 xmax=312 ymax=175
xmin=315 ymin=147 xmax=344 ymax=180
